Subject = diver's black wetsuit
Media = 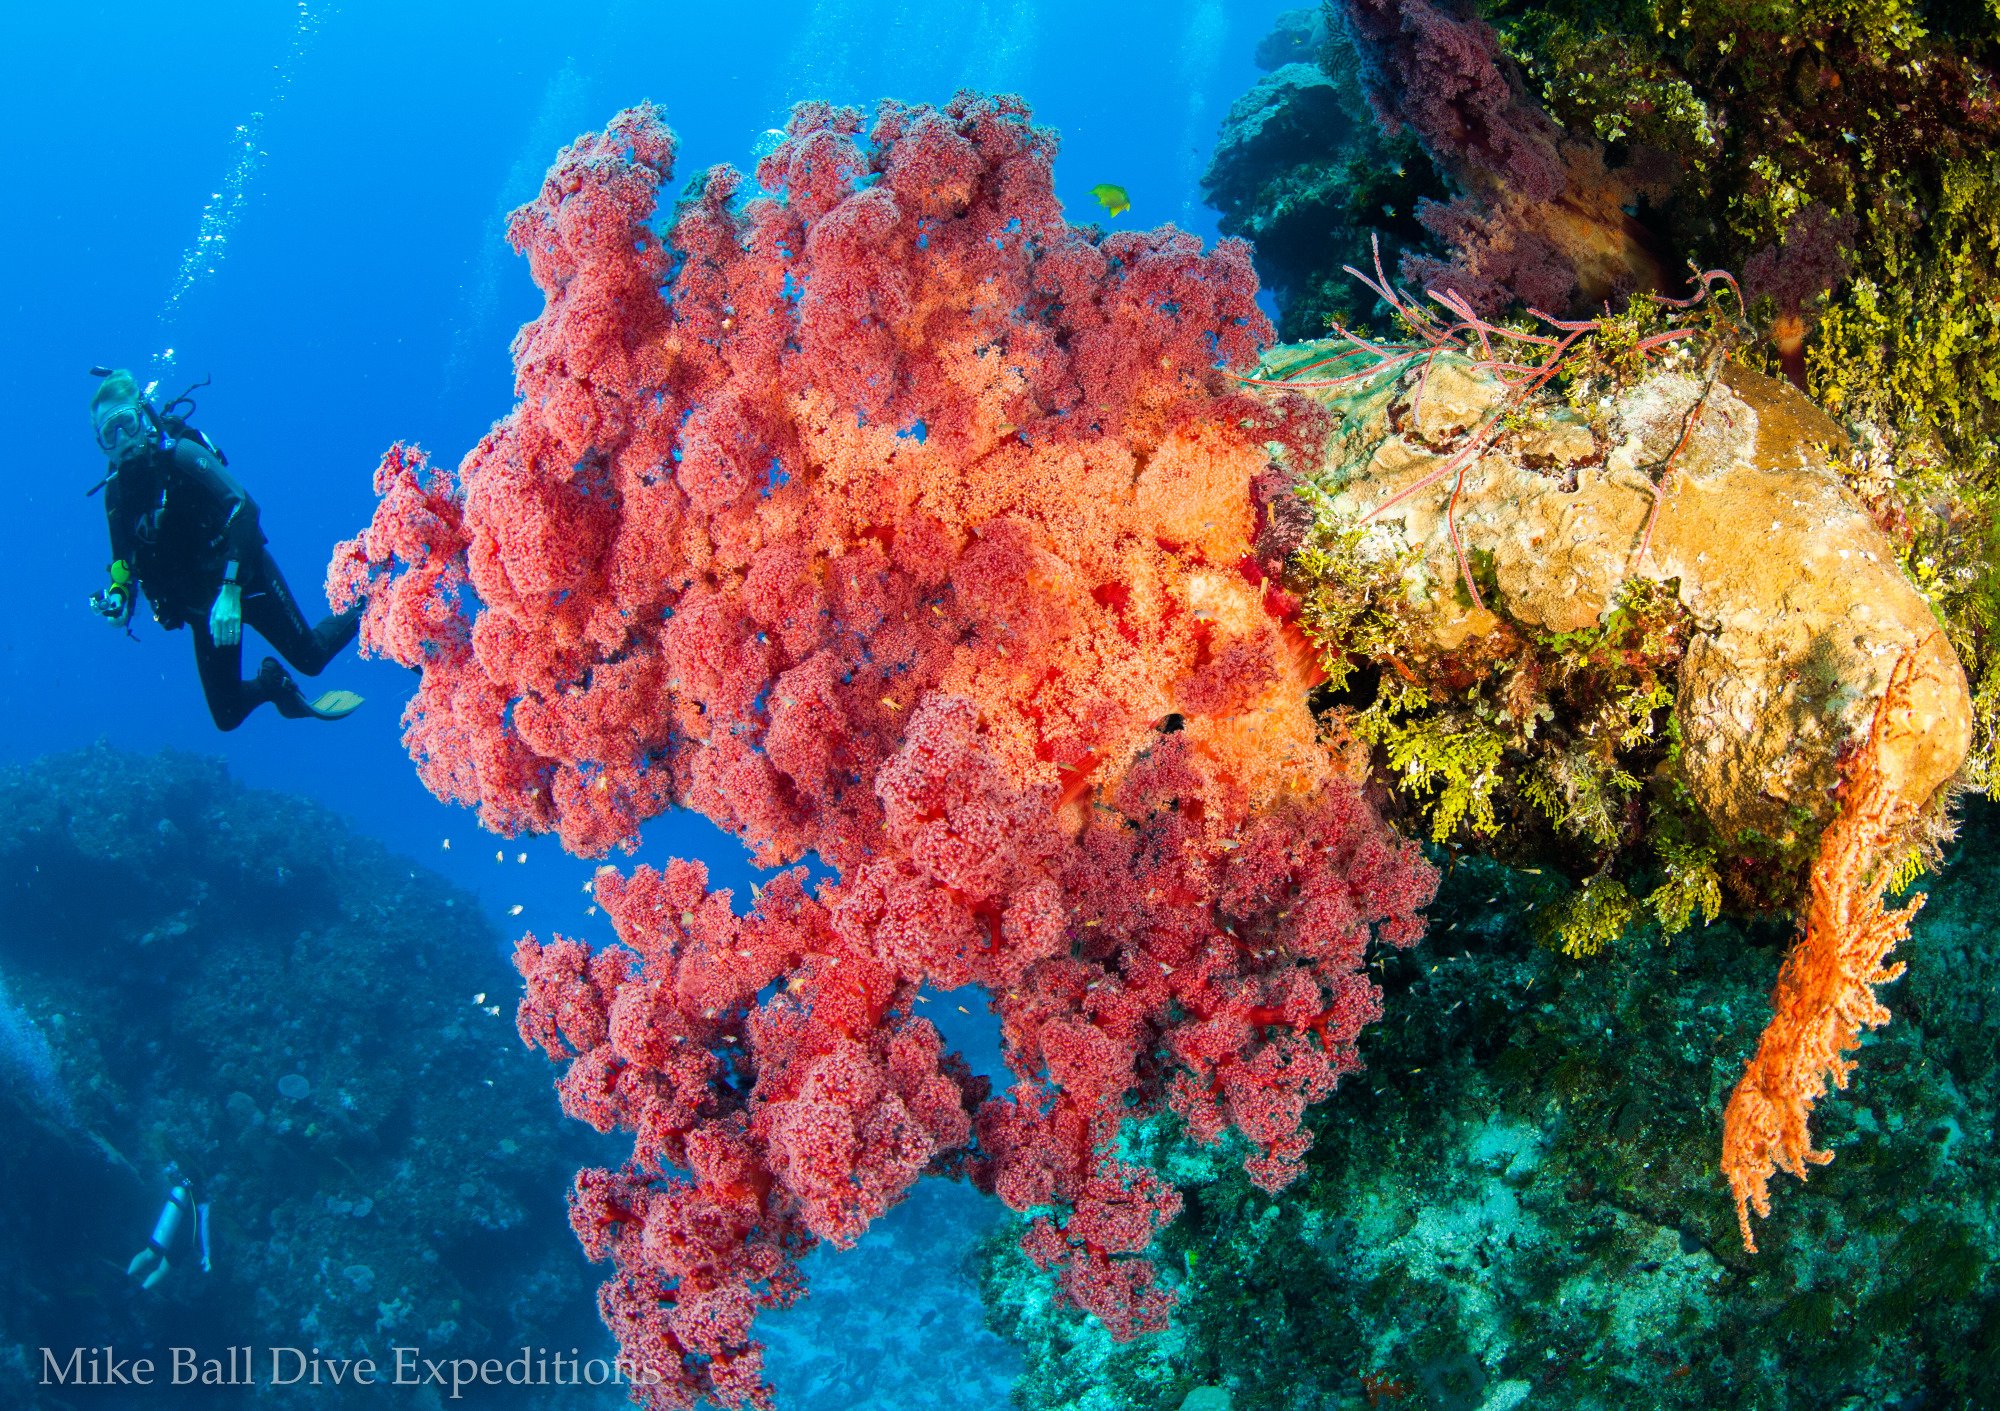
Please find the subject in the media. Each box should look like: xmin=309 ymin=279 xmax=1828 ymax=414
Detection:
xmin=102 ymin=430 xmax=360 ymax=730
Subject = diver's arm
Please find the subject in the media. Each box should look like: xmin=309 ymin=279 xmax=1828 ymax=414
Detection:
xmin=106 ymin=481 xmax=139 ymax=567
xmin=93 ymin=479 xmax=139 ymax=625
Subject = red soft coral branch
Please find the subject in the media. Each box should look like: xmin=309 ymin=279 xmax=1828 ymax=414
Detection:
xmin=339 ymin=95 xmax=1435 ymax=1410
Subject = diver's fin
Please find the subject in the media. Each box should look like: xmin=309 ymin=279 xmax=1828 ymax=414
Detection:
xmin=258 ymin=658 xmax=362 ymax=720
xmin=302 ymin=689 xmax=364 ymax=720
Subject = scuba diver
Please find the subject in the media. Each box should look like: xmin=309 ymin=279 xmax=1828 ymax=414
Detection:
xmin=86 ymin=367 xmax=365 ymax=729
xmin=127 ymin=1163 xmax=211 ymax=1291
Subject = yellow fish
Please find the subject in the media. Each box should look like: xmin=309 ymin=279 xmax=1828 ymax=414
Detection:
xmin=1090 ymin=183 xmax=1130 ymax=218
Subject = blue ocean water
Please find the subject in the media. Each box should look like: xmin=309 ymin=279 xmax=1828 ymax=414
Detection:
xmin=0 ymin=3 xmax=1292 ymax=1406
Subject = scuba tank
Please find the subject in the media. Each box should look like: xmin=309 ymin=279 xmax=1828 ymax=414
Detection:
xmin=127 ymin=1163 xmax=212 ymax=1289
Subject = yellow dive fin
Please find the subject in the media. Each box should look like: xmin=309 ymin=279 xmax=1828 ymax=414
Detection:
xmin=304 ymin=689 xmax=365 ymax=720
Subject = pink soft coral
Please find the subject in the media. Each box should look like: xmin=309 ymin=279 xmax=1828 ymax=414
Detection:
xmin=336 ymin=95 xmax=1435 ymax=1409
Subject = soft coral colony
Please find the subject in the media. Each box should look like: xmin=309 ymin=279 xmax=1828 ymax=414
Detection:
xmin=333 ymin=95 xmax=1435 ymax=1408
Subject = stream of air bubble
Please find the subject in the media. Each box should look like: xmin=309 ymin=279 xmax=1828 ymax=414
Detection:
xmin=154 ymin=2 xmax=329 ymax=380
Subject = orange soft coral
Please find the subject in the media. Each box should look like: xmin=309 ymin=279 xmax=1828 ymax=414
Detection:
xmin=1720 ymin=641 xmax=1955 ymax=1251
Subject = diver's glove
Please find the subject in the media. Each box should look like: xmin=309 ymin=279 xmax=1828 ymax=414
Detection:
xmin=209 ymin=563 xmax=242 ymax=647
xmin=90 ymin=560 xmax=134 ymax=626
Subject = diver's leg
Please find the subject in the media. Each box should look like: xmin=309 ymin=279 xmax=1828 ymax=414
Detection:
xmin=192 ymin=619 xmax=260 ymax=731
xmin=242 ymin=547 xmax=360 ymax=677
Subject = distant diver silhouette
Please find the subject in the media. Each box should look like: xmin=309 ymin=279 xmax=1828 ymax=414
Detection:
xmin=86 ymin=367 xmax=365 ymax=729
xmin=127 ymin=1163 xmax=210 ymax=1290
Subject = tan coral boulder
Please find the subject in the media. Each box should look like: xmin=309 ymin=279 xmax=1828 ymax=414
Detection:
xmin=1303 ymin=352 xmax=1970 ymax=848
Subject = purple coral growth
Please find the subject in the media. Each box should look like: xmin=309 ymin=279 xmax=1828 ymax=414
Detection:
xmin=1743 ymin=203 xmax=1858 ymax=316
xmin=1401 ymin=196 xmax=1577 ymax=314
xmin=1337 ymin=0 xmax=1565 ymax=200
xmin=1334 ymin=0 xmax=1662 ymax=317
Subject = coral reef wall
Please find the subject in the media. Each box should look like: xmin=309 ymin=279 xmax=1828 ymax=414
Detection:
xmin=1208 ymin=1 xmax=2000 ymax=788
xmin=1477 ymin=0 xmax=2000 ymax=788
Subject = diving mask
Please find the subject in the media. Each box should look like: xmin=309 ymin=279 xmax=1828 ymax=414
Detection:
xmin=94 ymin=402 xmax=151 ymax=458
